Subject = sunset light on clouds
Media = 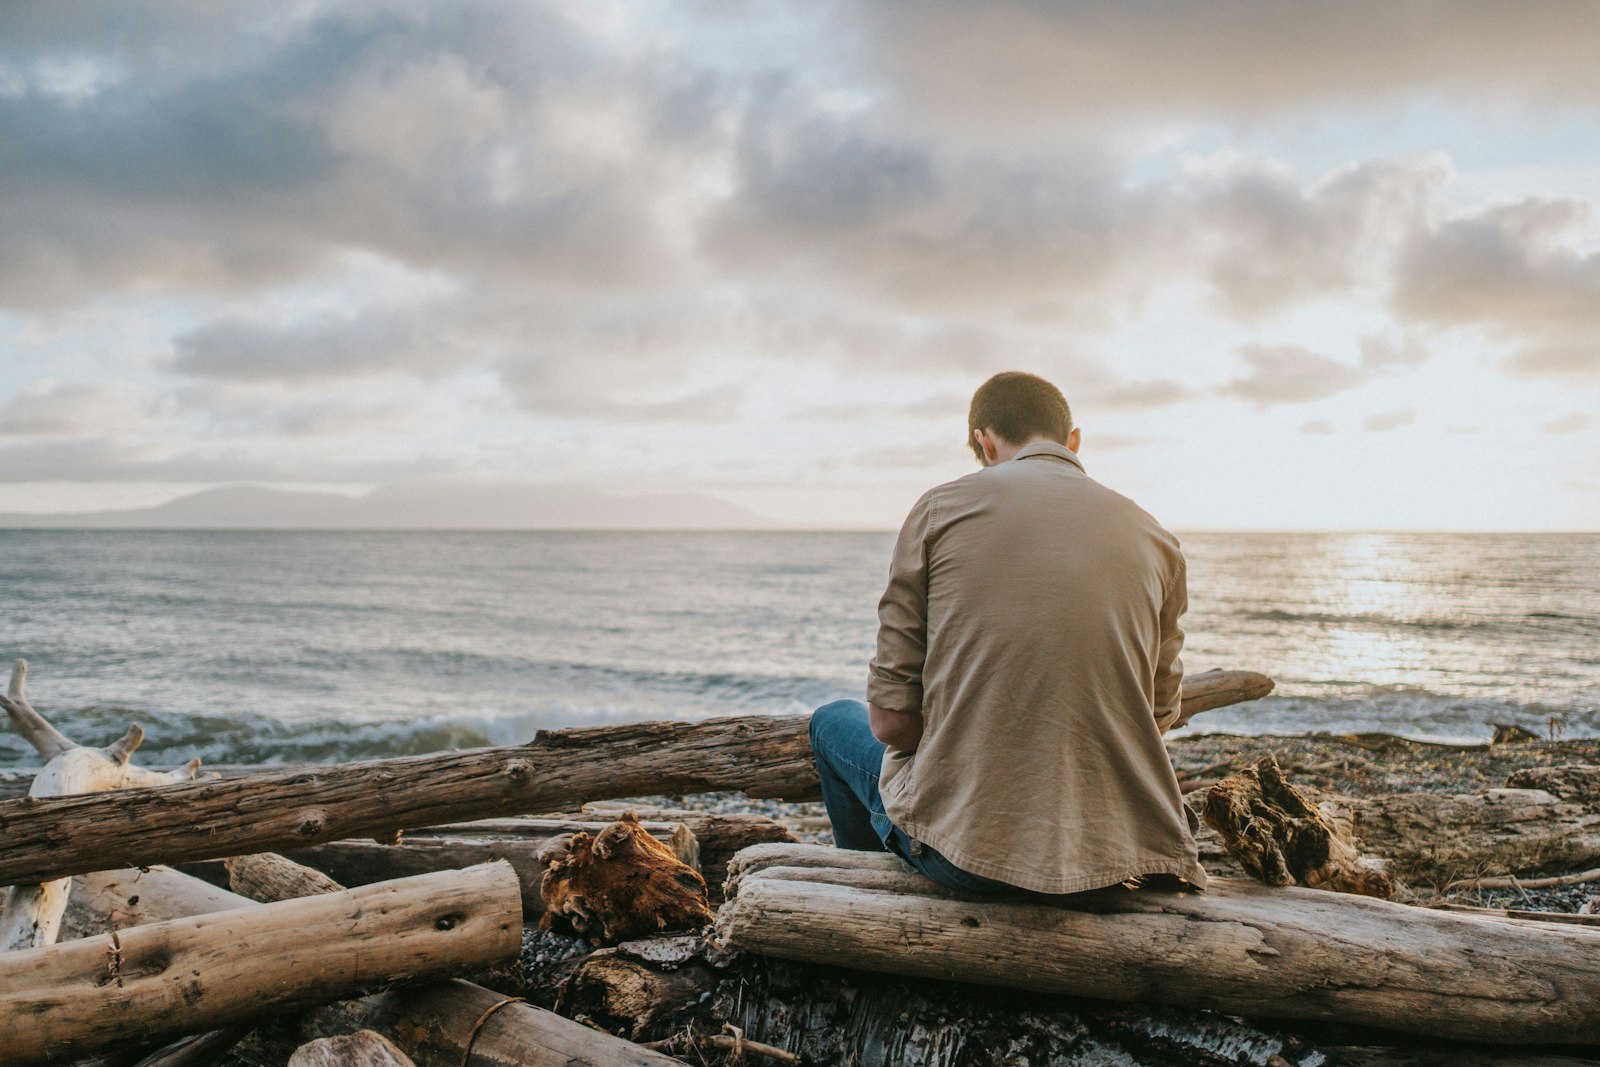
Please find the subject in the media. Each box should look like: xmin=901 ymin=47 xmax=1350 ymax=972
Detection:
xmin=2 ymin=1 xmax=1598 ymax=530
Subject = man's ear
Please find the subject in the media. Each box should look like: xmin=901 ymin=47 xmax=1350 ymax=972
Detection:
xmin=976 ymin=428 xmax=1000 ymax=466
xmin=1067 ymin=427 xmax=1081 ymax=454
xmin=966 ymin=428 xmax=992 ymax=463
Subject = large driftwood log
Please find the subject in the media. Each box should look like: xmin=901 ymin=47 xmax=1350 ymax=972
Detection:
xmin=0 ymin=659 xmax=203 ymax=950
xmin=0 ymin=667 xmax=1267 ymax=805
xmin=0 ymin=668 xmax=1270 ymax=888
xmin=61 ymin=865 xmax=251 ymax=941
xmin=1331 ymin=786 xmax=1600 ymax=886
xmin=0 ymin=862 xmax=523 ymax=1065
xmin=68 ymin=850 xmax=685 ymax=1067
xmin=547 ymin=930 xmax=1356 ymax=1066
xmin=717 ymin=844 xmax=1600 ymax=1045
xmin=267 ymin=817 xmax=697 ymax=917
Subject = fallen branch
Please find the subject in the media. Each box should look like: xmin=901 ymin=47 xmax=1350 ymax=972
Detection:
xmin=1445 ymin=866 xmax=1600 ymax=891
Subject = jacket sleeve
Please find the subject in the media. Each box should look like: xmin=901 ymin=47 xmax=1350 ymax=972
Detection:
xmin=867 ymin=491 xmax=933 ymax=713
xmin=1152 ymin=555 xmax=1187 ymax=734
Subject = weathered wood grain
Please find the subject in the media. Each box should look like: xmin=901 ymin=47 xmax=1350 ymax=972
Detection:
xmin=68 ymin=853 xmax=685 ymax=1067
xmin=0 ymin=863 xmax=524 ymax=1065
xmin=717 ymin=845 xmax=1600 ymax=1045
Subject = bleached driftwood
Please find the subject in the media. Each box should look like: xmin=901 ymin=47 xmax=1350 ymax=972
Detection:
xmin=70 ymin=850 xmax=684 ymax=1067
xmin=0 ymin=668 xmax=1272 ymax=888
xmin=716 ymin=844 xmax=1600 ymax=1045
xmin=1333 ymin=786 xmax=1600 ymax=886
xmin=0 ymin=862 xmax=524 ymax=1065
xmin=0 ymin=658 xmax=202 ymax=951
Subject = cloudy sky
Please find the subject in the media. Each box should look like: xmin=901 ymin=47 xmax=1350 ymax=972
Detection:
xmin=2 ymin=1 xmax=1598 ymax=530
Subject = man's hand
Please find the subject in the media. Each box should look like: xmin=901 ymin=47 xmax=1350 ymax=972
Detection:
xmin=868 ymin=701 xmax=924 ymax=751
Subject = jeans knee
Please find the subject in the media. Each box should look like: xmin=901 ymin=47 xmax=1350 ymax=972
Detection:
xmin=809 ymin=698 xmax=867 ymax=750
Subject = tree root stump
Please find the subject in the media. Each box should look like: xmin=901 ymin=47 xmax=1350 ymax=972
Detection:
xmin=539 ymin=812 xmax=714 ymax=945
xmin=1202 ymin=754 xmax=1394 ymax=897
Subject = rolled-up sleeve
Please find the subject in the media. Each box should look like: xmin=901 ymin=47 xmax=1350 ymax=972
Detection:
xmin=1152 ymin=555 xmax=1187 ymax=733
xmin=867 ymin=491 xmax=934 ymax=712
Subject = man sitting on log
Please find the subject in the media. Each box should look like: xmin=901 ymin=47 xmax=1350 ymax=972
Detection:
xmin=810 ymin=371 xmax=1206 ymax=895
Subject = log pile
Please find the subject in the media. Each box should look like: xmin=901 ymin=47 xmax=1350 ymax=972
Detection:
xmin=12 ymin=654 xmax=1600 ymax=1063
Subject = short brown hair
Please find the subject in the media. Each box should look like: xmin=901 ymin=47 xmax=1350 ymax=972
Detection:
xmin=967 ymin=372 xmax=1073 ymax=461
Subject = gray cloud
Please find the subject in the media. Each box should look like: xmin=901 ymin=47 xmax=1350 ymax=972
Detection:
xmin=0 ymin=380 xmax=167 ymax=436
xmin=0 ymin=2 xmax=691 ymax=311
xmin=174 ymin=306 xmax=472 ymax=382
xmin=1390 ymin=197 xmax=1600 ymax=380
xmin=1191 ymin=155 xmax=1446 ymax=321
xmin=499 ymin=357 xmax=745 ymax=424
xmin=864 ymin=2 xmax=1600 ymax=131
xmin=1222 ymin=344 xmax=1365 ymax=407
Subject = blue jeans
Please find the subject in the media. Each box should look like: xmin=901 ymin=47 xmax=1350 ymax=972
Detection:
xmin=808 ymin=699 xmax=1012 ymax=895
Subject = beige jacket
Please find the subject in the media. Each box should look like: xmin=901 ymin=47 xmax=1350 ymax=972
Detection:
xmin=868 ymin=440 xmax=1205 ymax=894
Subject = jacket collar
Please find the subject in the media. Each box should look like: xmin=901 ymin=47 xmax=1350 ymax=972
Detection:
xmin=1011 ymin=438 xmax=1085 ymax=472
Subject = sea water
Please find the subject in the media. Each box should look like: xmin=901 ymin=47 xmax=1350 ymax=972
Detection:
xmin=0 ymin=530 xmax=1595 ymax=767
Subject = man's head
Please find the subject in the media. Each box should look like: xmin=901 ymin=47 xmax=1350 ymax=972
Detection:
xmin=967 ymin=371 xmax=1078 ymax=466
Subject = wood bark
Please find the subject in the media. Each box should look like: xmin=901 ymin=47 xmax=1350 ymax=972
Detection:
xmin=0 ymin=659 xmax=203 ymax=951
xmin=270 ymin=817 xmax=696 ymax=917
xmin=1505 ymin=763 xmax=1600 ymax=802
xmin=0 ymin=668 xmax=1269 ymax=888
xmin=539 ymin=812 xmax=714 ymax=944
xmin=1333 ymin=786 xmax=1600 ymax=886
xmin=225 ymin=851 xmax=343 ymax=901
xmin=0 ymin=862 xmax=524 ymax=1065
xmin=578 ymin=807 xmax=798 ymax=903
xmin=1201 ymin=754 xmax=1394 ymax=897
xmin=717 ymin=844 xmax=1600 ymax=1045
xmin=61 ymin=865 xmax=252 ymax=941
xmin=556 ymin=936 xmax=721 ymax=1039
xmin=249 ymin=980 xmax=686 ymax=1067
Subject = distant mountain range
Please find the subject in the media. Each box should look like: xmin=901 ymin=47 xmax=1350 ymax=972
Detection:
xmin=0 ymin=484 xmax=777 ymax=530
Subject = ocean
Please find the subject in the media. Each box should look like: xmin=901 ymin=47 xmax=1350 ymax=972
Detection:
xmin=0 ymin=530 xmax=1596 ymax=768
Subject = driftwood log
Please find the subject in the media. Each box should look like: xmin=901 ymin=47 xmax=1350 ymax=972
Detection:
xmin=0 ymin=863 xmax=523 ymax=1065
xmin=259 ymin=817 xmax=698 ymax=917
xmin=0 ymin=659 xmax=202 ymax=950
xmin=431 ymin=809 xmax=799 ymax=903
xmin=67 ymin=851 xmax=685 ymax=1067
xmin=717 ymin=844 xmax=1600 ymax=1045
xmin=0 ymin=668 xmax=1270 ymax=888
xmin=1339 ymin=786 xmax=1600 ymax=886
